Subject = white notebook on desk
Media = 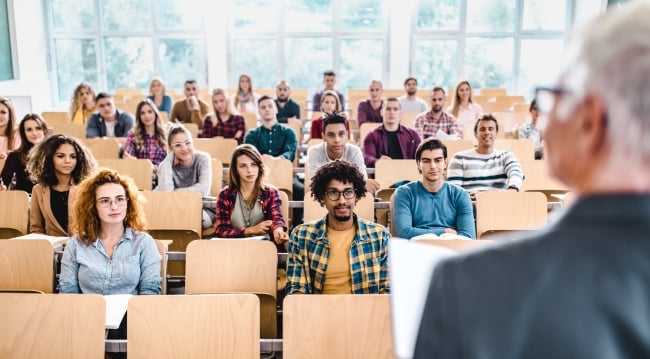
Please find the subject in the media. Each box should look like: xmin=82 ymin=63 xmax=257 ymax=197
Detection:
xmin=388 ymin=238 xmax=456 ymax=359
xmin=10 ymin=233 xmax=69 ymax=248
xmin=104 ymin=294 xmax=133 ymax=330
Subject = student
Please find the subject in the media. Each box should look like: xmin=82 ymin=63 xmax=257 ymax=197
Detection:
xmin=68 ymin=82 xmax=97 ymax=125
xmin=357 ymin=80 xmax=384 ymax=125
xmin=200 ymin=88 xmax=246 ymax=144
xmin=28 ymin=135 xmax=97 ymax=236
xmin=155 ymin=125 xmax=213 ymax=229
xmin=122 ymin=99 xmax=168 ymax=167
xmin=393 ymin=138 xmax=475 ymax=239
xmin=518 ymin=99 xmax=544 ymax=159
xmin=233 ymin=74 xmax=260 ymax=114
xmin=286 ymin=160 xmax=389 ymax=295
xmin=448 ymin=80 xmax=483 ymax=140
xmin=59 ymin=168 xmax=161 ymax=295
xmin=214 ymin=144 xmax=289 ymax=248
xmin=85 ymin=92 xmax=135 ymax=138
xmin=0 ymin=97 xmax=20 ymax=160
xmin=312 ymin=70 xmax=345 ymax=111
xmin=309 ymin=90 xmax=350 ymax=140
xmin=169 ymin=79 xmax=210 ymax=126
xmin=147 ymin=77 xmax=173 ymax=115
xmin=0 ymin=114 xmax=48 ymax=193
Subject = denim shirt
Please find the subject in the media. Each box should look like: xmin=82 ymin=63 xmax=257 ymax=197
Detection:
xmin=59 ymin=227 xmax=162 ymax=295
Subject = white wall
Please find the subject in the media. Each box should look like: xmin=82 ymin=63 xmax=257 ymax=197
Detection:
xmin=0 ymin=0 xmax=53 ymax=114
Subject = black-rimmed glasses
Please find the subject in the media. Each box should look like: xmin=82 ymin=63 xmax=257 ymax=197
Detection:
xmin=325 ymin=189 xmax=355 ymax=201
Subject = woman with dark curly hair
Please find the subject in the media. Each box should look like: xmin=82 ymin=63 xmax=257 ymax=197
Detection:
xmin=59 ymin=168 xmax=161 ymax=295
xmin=28 ymin=135 xmax=97 ymax=236
xmin=0 ymin=113 xmax=48 ymax=193
xmin=214 ymin=144 xmax=288 ymax=247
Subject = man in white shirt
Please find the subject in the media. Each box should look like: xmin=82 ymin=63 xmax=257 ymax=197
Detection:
xmin=398 ymin=77 xmax=429 ymax=114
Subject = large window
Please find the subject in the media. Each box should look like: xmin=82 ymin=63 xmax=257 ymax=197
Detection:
xmin=47 ymin=0 xmax=206 ymax=102
xmin=413 ymin=0 xmax=570 ymax=98
xmin=230 ymin=0 xmax=387 ymax=95
xmin=46 ymin=0 xmax=575 ymax=106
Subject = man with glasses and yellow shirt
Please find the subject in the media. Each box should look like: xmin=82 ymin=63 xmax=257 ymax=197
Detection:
xmin=285 ymin=160 xmax=389 ymax=295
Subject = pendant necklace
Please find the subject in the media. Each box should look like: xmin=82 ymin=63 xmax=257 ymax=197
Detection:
xmin=238 ymin=191 xmax=252 ymax=227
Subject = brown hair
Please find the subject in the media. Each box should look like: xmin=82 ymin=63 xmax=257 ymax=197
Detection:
xmin=229 ymin=144 xmax=267 ymax=207
xmin=0 ymin=98 xmax=18 ymax=149
xmin=72 ymin=168 xmax=146 ymax=245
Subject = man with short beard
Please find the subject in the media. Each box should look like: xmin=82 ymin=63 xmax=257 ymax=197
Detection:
xmin=285 ymin=160 xmax=390 ymax=295
xmin=398 ymin=77 xmax=429 ymax=113
xmin=414 ymin=86 xmax=461 ymax=139
xmin=274 ymin=80 xmax=301 ymax=124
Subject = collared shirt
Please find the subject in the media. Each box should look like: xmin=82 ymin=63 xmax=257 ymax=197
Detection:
xmin=286 ymin=214 xmax=390 ymax=295
xmin=244 ymin=123 xmax=297 ymax=161
xmin=123 ymin=130 xmax=167 ymax=166
xmin=200 ymin=114 xmax=246 ymax=144
xmin=414 ymin=111 xmax=462 ymax=139
xmin=59 ymin=227 xmax=162 ymax=295
xmin=215 ymin=185 xmax=286 ymax=238
xmin=362 ymin=124 xmax=422 ymax=167
xmin=518 ymin=122 xmax=542 ymax=150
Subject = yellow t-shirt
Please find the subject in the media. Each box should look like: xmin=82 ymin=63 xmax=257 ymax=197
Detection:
xmin=71 ymin=105 xmax=96 ymax=125
xmin=322 ymin=225 xmax=355 ymax=294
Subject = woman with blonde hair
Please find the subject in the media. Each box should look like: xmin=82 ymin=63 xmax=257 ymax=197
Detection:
xmin=309 ymin=90 xmax=350 ymax=139
xmin=233 ymin=74 xmax=260 ymax=114
xmin=200 ymin=88 xmax=246 ymax=144
xmin=147 ymin=77 xmax=173 ymax=115
xmin=449 ymin=80 xmax=483 ymax=139
xmin=0 ymin=113 xmax=48 ymax=192
xmin=69 ymin=82 xmax=97 ymax=125
xmin=59 ymin=168 xmax=161 ymax=295
xmin=0 ymin=98 xmax=20 ymax=160
xmin=28 ymin=135 xmax=97 ymax=236
xmin=214 ymin=144 xmax=288 ymax=247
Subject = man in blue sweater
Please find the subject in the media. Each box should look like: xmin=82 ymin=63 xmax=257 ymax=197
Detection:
xmin=393 ymin=138 xmax=475 ymax=239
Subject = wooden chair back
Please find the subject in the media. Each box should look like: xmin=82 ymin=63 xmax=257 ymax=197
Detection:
xmin=441 ymin=139 xmax=475 ymax=162
xmin=478 ymin=88 xmax=507 ymax=97
xmin=494 ymin=139 xmax=535 ymax=162
xmin=283 ymin=294 xmax=394 ymax=359
xmin=140 ymin=190 xmax=202 ymax=248
xmin=0 ymin=293 xmax=104 ymax=358
xmin=374 ymin=159 xmax=419 ymax=190
xmin=475 ymin=191 xmax=548 ymax=239
xmin=262 ymin=156 xmax=294 ymax=198
xmin=193 ymin=137 xmax=238 ymax=166
xmin=0 ymin=191 xmax=30 ymax=237
xmin=520 ymin=159 xmax=569 ymax=199
xmin=155 ymin=239 xmax=170 ymax=295
xmin=97 ymin=158 xmax=154 ymax=190
xmin=185 ymin=240 xmax=278 ymax=338
xmin=210 ymin=158 xmax=224 ymax=197
xmin=51 ymin=123 xmax=86 ymax=139
xmin=83 ymin=137 xmax=121 ymax=159
xmin=0 ymin=240 xmax=54 ymax=293
xmin=359 ymin=122 xmax=382 ymax=148
xmin=242 ymin=112 xmax=258 ymax=132
xmin=41 ymin=111 xmax=69 ymax=126
xmin=182 ymin=123 xmax=199 ymax=138
xmin=128 ymin=294 xmax=259 ymax=359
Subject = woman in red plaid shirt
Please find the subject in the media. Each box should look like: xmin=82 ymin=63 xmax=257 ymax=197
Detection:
xmin=200 ymin=88 xmax=246 ymax=144
xmin=214 ymin=144 xmax=289 ymax=248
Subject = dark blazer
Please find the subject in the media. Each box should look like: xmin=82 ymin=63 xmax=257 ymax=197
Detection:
xmin=414 ymin=194 xmax=650 ymax=359
xmin=85 ymin=109 xmax=134 ymax=138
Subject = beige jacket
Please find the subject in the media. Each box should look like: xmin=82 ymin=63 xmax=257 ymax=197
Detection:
xmin=30 ymin=184 xmax=78 ymax=236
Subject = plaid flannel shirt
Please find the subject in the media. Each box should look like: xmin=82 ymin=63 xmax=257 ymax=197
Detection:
xmin=414 ymin=110 xmax=462 ymax=139
xmin=214 ymin=185 xmax=286 ymax=238
xmin=123 ymin=131 xmax=167 ymax=166
xmin=286 ymin=214 xmax=390 ymax=295
xmin=200 ymin=114 xmax=246 ymax=144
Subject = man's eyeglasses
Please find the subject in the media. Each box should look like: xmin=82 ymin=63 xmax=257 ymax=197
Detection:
xmin=97 ymin=196 xmax=128 ymax=208
xmin=535 ymin=87 xmax=572 ymax=115
xmin=325 ymin=189 xmax=355 ymax=201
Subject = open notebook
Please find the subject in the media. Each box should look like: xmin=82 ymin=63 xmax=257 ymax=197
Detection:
xmin=388 ymin=238 xmax=456 ymax=359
